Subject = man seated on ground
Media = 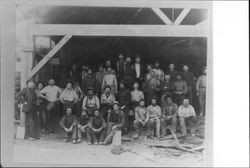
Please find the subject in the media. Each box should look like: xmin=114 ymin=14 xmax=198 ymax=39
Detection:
xmin=103 ymin=101 xmax=125 ymax=145
xmin=147 ymin=97 xmax=161 ymax=138
xmin=133 ymin=99 xmax=149 ymax=139
xmin=178 ymin=98 xmax=197 ymax=136
xmin=160 ymin=96 xmax=178 ymax=137
xmin=59 ymin=107 xmax=77 ymax=144
xmin=88 ymin=110 xmax=107 ymax=145
xmin=75 ymin=110 xmax=91 ymax=144
xmin=82 ymin=87 xmax=100 ymax=116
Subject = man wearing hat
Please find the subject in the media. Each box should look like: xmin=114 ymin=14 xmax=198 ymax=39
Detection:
xmin=160 ymin=96 xmax=178 ymax=137
xmin=103 ymin=101 xmax=125 ymax=145
xmin=82 ymin=87 xmax=100 ymax=116
xmin=133 ymin=54 xmax=144 ymax=89
xmin=196 ymin=66 xmax=207 ymax=116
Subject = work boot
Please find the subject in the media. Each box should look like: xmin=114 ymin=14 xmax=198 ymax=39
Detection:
xmin=133 ymin=133 xmax=139 ymax=139
xmin=28 ymin=137 xmax=35 ymax=141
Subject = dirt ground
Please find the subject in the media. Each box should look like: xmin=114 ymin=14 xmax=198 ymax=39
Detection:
xmin=13 ymin=116 xmax=205 ymax=167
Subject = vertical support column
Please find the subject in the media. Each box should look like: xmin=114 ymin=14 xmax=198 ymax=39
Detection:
xmin=17 ymin=16 xmax=34 ymax=127
xmin=204 ymin=5 xmax=212 ymax=167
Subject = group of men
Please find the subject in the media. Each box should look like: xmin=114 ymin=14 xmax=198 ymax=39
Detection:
xmin=17 ymin=53 xmax=207 ymax=145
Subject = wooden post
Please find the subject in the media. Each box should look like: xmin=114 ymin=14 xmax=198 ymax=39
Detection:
xmin=17 ymin=15 xmax=34 ymax=129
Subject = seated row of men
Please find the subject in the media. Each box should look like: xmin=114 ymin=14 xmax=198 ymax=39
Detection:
xmin=59 ymin=96 xmax=197 ymax=144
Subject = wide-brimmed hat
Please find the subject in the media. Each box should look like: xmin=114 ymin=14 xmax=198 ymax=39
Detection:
xmin=87 ymin=87 xmax=96 ymax=92
xmin=113 ymin=101 xmax=120 ymax=106
xmin=103 ymin=85 xmax=112 ymax=91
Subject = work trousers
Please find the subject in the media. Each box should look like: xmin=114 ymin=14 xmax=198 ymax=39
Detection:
xmin=37 ymin=103 xmax=46 ymax=130
xmin=187 ymin=86 xmax=193 ymax=104
xmin=89 ymin=128 xmax=106 ymax=143
xmin=123 ymin=75 xmax=134 ymax=90
xmin=105 ymin=122 xmax=122 ymax=143
xmin=179 ymin=116 xmax=198 ymax=135
xmin=72 ymin=126 xmax=91 ymax=141
xmin=160 ymin=116 xmax=178 ymax=136
xmin=25 ymin=107 xmax=39 ymax=139
xmin=133 ymin=120 xmax=147 ymax=134
xmin=147 ymin=118 xmax=160 ymax=137
xmin=46 ymin=102 xmax=58 ymax=133
xmin=198 ymin=88 xmax=206 ymax=115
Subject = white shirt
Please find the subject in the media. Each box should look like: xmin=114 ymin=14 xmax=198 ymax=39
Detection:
xmin=178 ymin=105 xmax=196 ymax=118
xmin=41 ymin=85 xmax=61 ymax=102
xmin=135 ymin=63 xmax=140 ymax=78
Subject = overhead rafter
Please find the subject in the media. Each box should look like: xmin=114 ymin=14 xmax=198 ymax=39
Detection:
xmin=196 ymin=19 xmax=208 ymax=26
xmin=32 ymin=24 xmax=208 ymax=37
xmin=174 ymin=8 xmax=191 ymax=25
xmin=28 ymin=34 xmax=72 ymax=79
xmin=151 ymin=7 xmax=173 ymax=25
xmin=17 ymin=0 xmax=210 ymax=9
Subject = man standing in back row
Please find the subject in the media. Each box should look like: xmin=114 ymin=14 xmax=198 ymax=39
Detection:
xmin=196 ymin=66 xmax=207 ymax=116
xmin=116 ymin=53 xmax=125 ymax=85
xmin=134 ymin=54 xmax=144 ymax=89
xmin=181 ymin=65 xmax=196 ymax=104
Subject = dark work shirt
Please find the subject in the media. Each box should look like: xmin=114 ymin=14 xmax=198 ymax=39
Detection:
xmin=168 ymin=70 xmax=178 ymax=82
xmin=59 ymin=115 xmax=76 ymax=129
xmin=116 ymin=60 xmax=125 ymax=76
xmin=124 ymin=62 xmax=134 ymax=76
xmin=108 ymin=110 xmax=125 ymax=128
xmin=78 ymin=115 xmax=89 ymax=126
xmin=82 ymin=75 xmax=98 ymax=94
xmin=18 ymin=87 xmax=37 ymax=106
xmin=69 ymin=70 xmax=81 ymax=83
xmin=161 ymin=79 xmax=173 ymax=95
xmin=117 ymin=88 xmax=130 ymax=106
xmin=89 ymin=116 xmax=106 ymax=129
xmin=182 ymin=71 xmax=195 ymax=87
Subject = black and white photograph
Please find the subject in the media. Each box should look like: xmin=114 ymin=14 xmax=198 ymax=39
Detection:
xmin=0 ymin=0 xmax=249 ymax=167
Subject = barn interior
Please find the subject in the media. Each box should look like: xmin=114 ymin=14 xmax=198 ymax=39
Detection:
xmin=28 ymin=6 xmax=208 ymax=86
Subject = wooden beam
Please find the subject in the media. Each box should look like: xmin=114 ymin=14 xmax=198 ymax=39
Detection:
xmin=32 ymin=24 xmax=208 ymax=37
xmin=152 ymin=7 xmax=173 ymax=25
xmin=174 ymin=8 xmax=191 ymax=25
xmin=17 ymin=0 xmax=210 ymax=9
xmin=28 ymin=34 xmax=72 ymax=78
xmin=196 ymin=19 xmax=208 ymax=26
